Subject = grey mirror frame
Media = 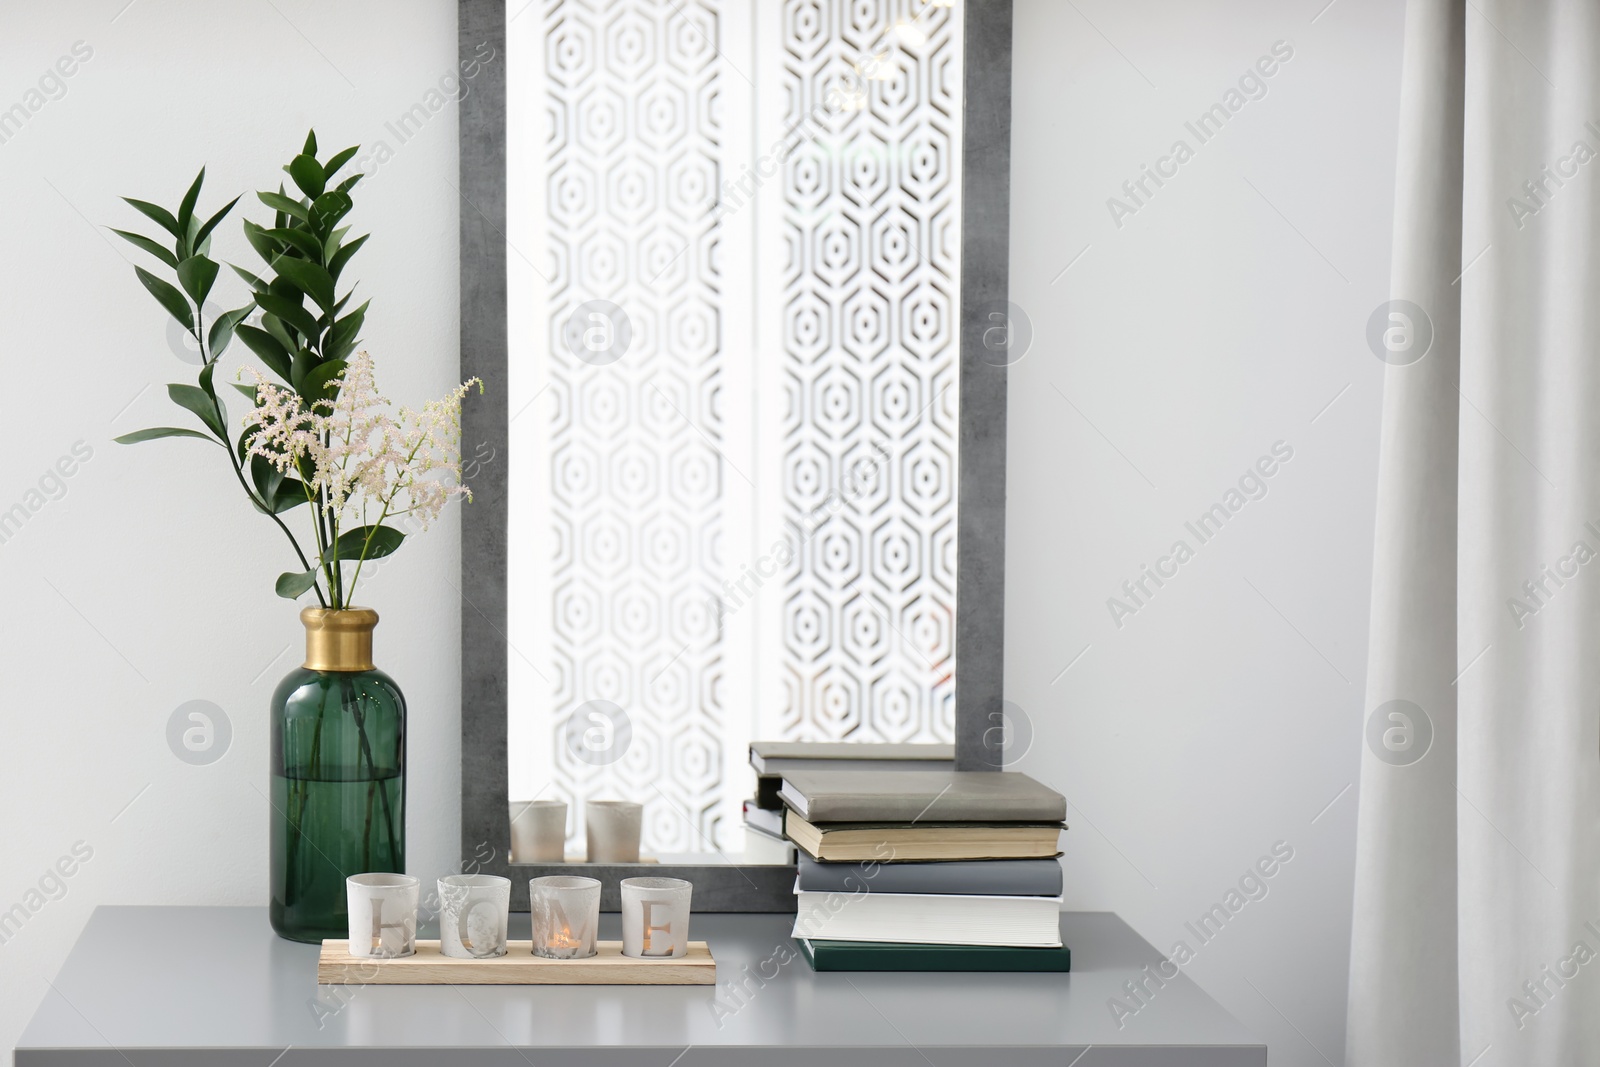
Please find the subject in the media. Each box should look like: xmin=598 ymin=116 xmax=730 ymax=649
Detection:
xmin=458 ymin=0 xmax=1013 ymax=911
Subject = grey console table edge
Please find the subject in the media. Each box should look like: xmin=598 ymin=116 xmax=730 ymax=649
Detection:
xmin=17 ymin=907 xmax=1266 ymax=1067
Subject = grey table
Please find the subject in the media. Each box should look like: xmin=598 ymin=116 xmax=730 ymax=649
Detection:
xmin=17 ymin=906 xmax=1264 ymax=1066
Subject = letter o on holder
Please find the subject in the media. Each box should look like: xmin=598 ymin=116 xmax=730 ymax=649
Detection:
xmin=439 ymin=874 xmax=511 ymax=959
xmin=457 ymin=899 xmax=501 ymax=958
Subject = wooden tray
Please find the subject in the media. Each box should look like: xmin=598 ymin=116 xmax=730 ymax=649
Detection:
xmin=318 ymin=940 xmax=716 ymax=985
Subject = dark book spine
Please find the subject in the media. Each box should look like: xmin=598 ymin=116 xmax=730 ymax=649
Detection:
xmin=755 ymin=775 xmax=785 ymax=811
xmin=800 ymin=939 xmax=1072 ymax=973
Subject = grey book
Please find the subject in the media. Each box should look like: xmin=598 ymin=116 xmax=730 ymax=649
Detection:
xmin=779 ymin=769 xmax=1067 ymax=824
xmin=797 ymin=854 xmax=1063 ymax=897
xmin=749 ymin=741 xmax=954 ymax=776
xmin=743 ymin=802 xmax=785 ymax=838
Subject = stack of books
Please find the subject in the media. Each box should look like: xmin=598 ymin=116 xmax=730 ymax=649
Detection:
xmin=781 ymin=768 xmax=1070 ymax=972
xmin=741 ymin=742 xmax=954 ymax=861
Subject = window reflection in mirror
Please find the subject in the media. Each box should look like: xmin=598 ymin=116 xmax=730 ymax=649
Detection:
xmin=507 ymin=0 xmax=965 ymax=863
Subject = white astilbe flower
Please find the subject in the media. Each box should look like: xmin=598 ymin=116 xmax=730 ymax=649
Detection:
xmin=393 ymin=378 xmax=479 ymax=528
xmin=241 ymin=350 xmax=481 ymax=536
xmin=319 ymin=351 xmax=399 ymax=516
xmin=241 ymin=375 xmax=328 ymax=480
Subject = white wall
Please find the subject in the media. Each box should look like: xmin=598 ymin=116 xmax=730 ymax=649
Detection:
xmin=0 ymin=0 xmax=462 ymax=1055
xmin=1006 ymin=1 xmax=1403 ymax=1064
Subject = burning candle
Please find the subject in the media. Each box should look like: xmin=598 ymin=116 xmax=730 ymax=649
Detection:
xmin=529 ymin=875 xmax=600 ymax=959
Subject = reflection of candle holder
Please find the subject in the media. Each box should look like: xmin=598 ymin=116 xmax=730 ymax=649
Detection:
xmin=529 ymin=876 xmax=600 ymax=959
xmin=585 ymin=800 xmax=642 ymax=863
xmin=621 ymin=877 xmax=692 ymax=959
xmin=509 ymin=799 xmax=566 ymax=862
xmin=346 ymin=873 xmax=419 ymax=959
xmin=438 ymin=874 xmax=510 ymax=959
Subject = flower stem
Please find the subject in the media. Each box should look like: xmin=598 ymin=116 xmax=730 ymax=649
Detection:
xmin=233 ymin=454 xmax=327 ymax=607
xmin=284 ymin=689 xmax=329 ymax=909
xmin=345 ymin=438 xmax=424 ymax=605
xmin=344 ymin=675 xmax=400 ymax=867
xmin=295 ymin=462 xmax=337 ymax=609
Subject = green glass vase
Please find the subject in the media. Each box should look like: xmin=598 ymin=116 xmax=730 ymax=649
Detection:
xmin=269 ymin=607 xmax=406 ymax=943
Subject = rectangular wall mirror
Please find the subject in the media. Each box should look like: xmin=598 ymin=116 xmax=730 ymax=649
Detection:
xmin=461 ymin=0 xmax=1012 ymax=910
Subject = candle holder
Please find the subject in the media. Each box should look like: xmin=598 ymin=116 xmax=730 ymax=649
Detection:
xmin=438 ymin=874 xmax=510 ymax=959
xmin=585 ymin=800 xmax=642 ymax=863
xmin=509 ymin=799 xmax=567 ymax=862
xmin=620 ymin=877 xmax=692 ymax=959
xmin=529 ymin=875 xmax=601 ymax=959
xmin=345 ymin=873 xmax=419 ymax=959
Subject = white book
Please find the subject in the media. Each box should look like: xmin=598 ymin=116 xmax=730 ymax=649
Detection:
xmin=749 ymin=741 xmax=954 ymax=777
xmin=791 ymin=888 xmax=1064 ymax=948
xmin=742 ymin=826 xmax=797 ymax=865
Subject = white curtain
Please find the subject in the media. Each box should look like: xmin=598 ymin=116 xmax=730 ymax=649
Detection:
xmin=1349 ymin=0 xmax=1600 ymax=1064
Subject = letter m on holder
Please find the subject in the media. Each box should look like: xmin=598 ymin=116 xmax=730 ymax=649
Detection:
xmin=547 ymin=898 xmax=593 ymax=944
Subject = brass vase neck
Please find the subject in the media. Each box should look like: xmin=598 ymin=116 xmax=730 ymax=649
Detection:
xmin=301 ymin=607 xmax=378 ymax=672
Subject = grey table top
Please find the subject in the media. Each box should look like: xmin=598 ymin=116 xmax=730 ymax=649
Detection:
xmin=17 ymin=906 xmax=1264 ymax=1066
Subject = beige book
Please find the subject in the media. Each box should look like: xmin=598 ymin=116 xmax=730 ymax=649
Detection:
xmin=784 ymin=811 xmax=1064 ymax=863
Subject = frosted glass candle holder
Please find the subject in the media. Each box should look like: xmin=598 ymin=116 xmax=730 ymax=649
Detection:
xmin=438 ymin=874 xmax=510 ymax=959
xmin=346 ymin=873 xmax=419 ymax=959
xmin=509 ymin=799 xmax=566 ymax=862
xmin=585 ymin=800 xmax=642 ymax=863
xmin=529 ymin=875 xmax=600 ymax=959
xmin=621 ymin=876 xmax=692 ymax=959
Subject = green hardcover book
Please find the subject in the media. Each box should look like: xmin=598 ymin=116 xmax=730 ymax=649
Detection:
xmin=796 ymin=937 xmax=1071 ymax=973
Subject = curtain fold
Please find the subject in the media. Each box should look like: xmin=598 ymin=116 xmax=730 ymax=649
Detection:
xmin=1350 ymin=1 xmax=1600 ymax=1063
xmin=1347 ymin=1 xmax=1463 ymax=1064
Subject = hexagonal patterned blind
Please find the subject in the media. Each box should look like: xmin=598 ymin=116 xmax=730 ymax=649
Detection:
xmin=511 ymin=0 xmax=961 ymax=855
xmin=771 ymin=0 xmax=961 ymax=748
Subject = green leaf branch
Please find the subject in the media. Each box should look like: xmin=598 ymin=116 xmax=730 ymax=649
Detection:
xmin=110 ymin=131 xmax=406 ymax=611
xmin=113 ymin=161 xmax=330 ymax=605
